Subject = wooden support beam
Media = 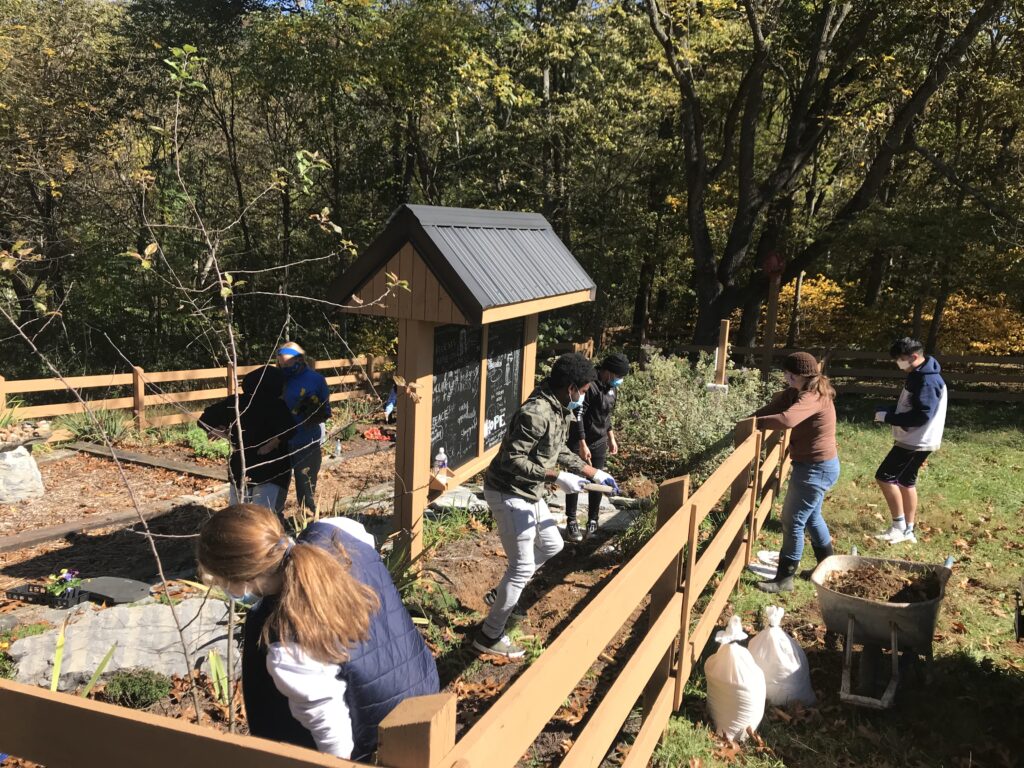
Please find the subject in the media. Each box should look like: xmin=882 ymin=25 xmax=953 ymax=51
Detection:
xmin=715 ymin=319 xmax=729 ymax=385
xmin=132 ymin=366 xmax=146 ymax=431
xmin=377 ymin=693 xmax=458 ymax=768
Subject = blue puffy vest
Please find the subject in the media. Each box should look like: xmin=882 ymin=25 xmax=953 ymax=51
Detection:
xmin=242 ymin=522 xmax=439 ymax=760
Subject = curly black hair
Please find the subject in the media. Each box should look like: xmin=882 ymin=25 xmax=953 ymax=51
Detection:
xmin=890 ymin=337 xmax=924 ymax=357
xmin=549 ymin=353 xmax=598 ymax=388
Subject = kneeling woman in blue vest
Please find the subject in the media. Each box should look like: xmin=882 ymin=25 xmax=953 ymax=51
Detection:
xmin=198 ymin=504 xmax=439 ymax=761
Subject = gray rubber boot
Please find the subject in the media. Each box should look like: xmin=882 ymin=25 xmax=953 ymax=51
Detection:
xmin=800 ymin=543 xmax=835 ymax=580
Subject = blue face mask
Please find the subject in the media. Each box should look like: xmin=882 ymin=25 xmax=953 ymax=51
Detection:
xmin=611 ymin=377 xmax=625 ymax=388
xmin=567 ymin=388 xmax=585 ymax=410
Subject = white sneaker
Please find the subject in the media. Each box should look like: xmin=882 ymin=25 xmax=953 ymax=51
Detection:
xmin=887 ymin=528 xmax=917 ymax=545
xmin=874 ymin=525 xmax=906 ymax=542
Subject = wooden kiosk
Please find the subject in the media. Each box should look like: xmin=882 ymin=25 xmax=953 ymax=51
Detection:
xmin=328 ymin=205 xmax=595 ymax=562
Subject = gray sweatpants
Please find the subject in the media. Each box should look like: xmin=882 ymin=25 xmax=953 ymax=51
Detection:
xmin=482 ymin=490 xmax=564 ymax=638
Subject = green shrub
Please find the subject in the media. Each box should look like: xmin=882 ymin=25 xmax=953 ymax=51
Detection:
xmin=184 ymin=426 xmax=230 ymax=460
xmin=104 ymin=668 xmax=172 ymax=709
xmin=56 ymin=409 xmax=134 ymax=444
xmin=612 ymin=351 xmax=772 ymax=484
xmin=0 ymin=653 xmax=15 ymax=679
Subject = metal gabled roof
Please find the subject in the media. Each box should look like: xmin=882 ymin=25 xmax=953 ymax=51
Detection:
xmin=327 ymin=204 xmax=596 ymax=324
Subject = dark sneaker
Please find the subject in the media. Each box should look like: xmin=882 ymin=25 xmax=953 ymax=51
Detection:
xmin=565 ymin=518 xmax=583 ymax=543
xmin=472 ymin=631 xmax=525 ymax=659
xmin=585 ymin=519 xmax=599 ymax=539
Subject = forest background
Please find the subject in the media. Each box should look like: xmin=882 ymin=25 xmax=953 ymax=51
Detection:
xmin=3 ymin=0 xmax=1024 ymax=379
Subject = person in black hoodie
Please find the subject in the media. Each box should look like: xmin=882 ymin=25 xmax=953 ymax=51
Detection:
xmin=564 ymin=353 xmax=630 ymax=542
xmin=199 ymin=366 xmax=295 ymax=519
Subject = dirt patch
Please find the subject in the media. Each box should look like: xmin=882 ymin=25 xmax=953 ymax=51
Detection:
xmin=826 ymin=563 xmax=941 ymax=603
xmin=120 ymin=436 xmax=223 ymax=468
xmin=0 ymin=454 xmax=218 ymax=537
xmin=296 ymin=444 xmax=395 ymax=514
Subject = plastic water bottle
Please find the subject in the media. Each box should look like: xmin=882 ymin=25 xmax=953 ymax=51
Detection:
xmin=851 ymin=545 xmax=858 ymax=557
xmin=943 ymin=555 xmax=955 ymax=568
xmin=433 ymin=447 xmax=447 ymax=471
xmin=334 ymin=438 xmax=342 ymax=458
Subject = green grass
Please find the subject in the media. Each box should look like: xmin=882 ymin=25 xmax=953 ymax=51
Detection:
xmin=657 ymin=398 xmax=1024 ymax=767
xmin=0 ymin=622 xmax=52 ymax=680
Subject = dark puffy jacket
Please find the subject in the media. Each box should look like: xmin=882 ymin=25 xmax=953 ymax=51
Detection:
xmin=242 ymin=522 xmax=439 ymax=760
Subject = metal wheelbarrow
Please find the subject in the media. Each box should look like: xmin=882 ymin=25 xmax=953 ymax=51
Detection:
xmin=811 ymin=554 xmax=952 ymax=709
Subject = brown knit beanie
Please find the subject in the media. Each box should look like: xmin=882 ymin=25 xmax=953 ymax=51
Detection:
xmin=783 ymin=352 xmax=820 ymax=377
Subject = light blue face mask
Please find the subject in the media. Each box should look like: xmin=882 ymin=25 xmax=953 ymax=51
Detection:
xmin=611 ymin=377 xmax=625 ymax=388
xmin=568 ymin=388 xmax=586 ymax=410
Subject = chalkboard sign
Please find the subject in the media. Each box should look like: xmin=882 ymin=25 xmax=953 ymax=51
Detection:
xmin=430 ymin=324 xmax=482 ymax=470
xmin=484 ymin=318 xmax=524 ymax=449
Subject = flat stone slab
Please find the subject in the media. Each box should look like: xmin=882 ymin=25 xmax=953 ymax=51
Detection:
xmin=9 ymin=597 xmax=240 ymax=691
xmin=80 ymin=577 xmax=152 ymax=605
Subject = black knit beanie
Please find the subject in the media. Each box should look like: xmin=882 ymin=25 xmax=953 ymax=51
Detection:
xmin=600 ymin=353 xmax=630 ymax=377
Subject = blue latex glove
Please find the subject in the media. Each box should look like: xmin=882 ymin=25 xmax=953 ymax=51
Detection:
xmin=592 ymin=469 xmax=619 ymax=494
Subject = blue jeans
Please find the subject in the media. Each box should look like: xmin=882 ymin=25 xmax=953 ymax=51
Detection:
xmin=780 ymin=456 xmax=840 ymax=561
xmin=291 ymin=442 xmax=323 ymax=514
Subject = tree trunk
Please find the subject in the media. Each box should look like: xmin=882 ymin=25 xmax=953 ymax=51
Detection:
xmin=926 ymin=278 xmax=951 ymax=354
xmin=632 ymin=254 xmax=656 ymax=344
xmin=738 ymin=293 xmax=763 ymax=364
xmin=786 ymin=270 xmax=805 ymax=347
xmin=863 ymin=249 xmax=887 ymax=307
xmin=912 ymin=296 xmax=925 ymax=339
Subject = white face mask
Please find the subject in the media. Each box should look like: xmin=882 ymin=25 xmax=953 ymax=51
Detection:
xmin=568 ymin=387 xmax=586 ymax=410
xmin=896 ymin=358 xmax=913 ymax=371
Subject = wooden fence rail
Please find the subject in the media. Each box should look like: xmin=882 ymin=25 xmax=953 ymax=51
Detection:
xmin=0 ymin=356 xmax=389 ymax=428
xmin=0 ymin=418 xmax=789 ymax=767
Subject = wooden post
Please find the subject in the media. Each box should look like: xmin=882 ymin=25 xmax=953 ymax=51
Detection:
xmin=520 ymin=313 xmax=539 ymax=401
xmin=477 ymin=327 xmax=489 ymax=456
xmin=0 ymin=374 xmax=6 ymax=414
xmin=714 ymin=319 xmax=729 ymax=385
xmin=745 ymin=431 xmax=764 ymax=564
xmin=226 ymin=364 xmax=237 ymax=396
xmin=760 ymin=273 xmax=782 ymax=374
xmin=673 ymin=502 xmax=700 ymax=712
xmin=643 ymin=476 xmax=689 ymax=716
xmin=365 ymin=354 xmax=376 ymax=387
xmin=729 ymin=417 xmax=756 ymax=522
xmin=394 ymin=319 xmax=435 ymax=565
xmin=132 ymin=367 xmax=146 ymax=431
xmin=377 ymin=693 xmax=457 ymax=768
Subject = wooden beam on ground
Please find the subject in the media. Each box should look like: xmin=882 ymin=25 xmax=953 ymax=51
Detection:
xmin=66 ymin=442 xmax=228 ymax=481
xmin=0 ymin=678 xmax=367 ymax=768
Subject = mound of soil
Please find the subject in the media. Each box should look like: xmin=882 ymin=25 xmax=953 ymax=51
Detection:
xmin=826 ymin=563 xmax=941 ymax=603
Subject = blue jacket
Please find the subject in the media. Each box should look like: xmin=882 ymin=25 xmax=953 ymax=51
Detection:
xmin=242 ymin=522 xmax=439 ymax=761
xmin=282 ymin=362 xmax=331 ymax=450
xmin=883 ymin=356 xmax=948 ymax=451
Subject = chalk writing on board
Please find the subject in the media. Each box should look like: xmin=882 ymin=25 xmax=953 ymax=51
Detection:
xmin=431 ymin=324 xmax=481 ymax=470
xmin=484 ymin=319 xmax=524 ymax=450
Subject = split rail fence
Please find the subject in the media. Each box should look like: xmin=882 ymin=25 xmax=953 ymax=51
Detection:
xmin=0 ymin=356 xmax=388 ymax=428
xmin=0 ymin=417 xmax=789 ymax=767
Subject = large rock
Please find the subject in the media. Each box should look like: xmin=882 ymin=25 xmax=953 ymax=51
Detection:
xmin=8 ymin=598 xmax=240 ymax=690
xmin=0 ymin=446 xmax=44 ymax=503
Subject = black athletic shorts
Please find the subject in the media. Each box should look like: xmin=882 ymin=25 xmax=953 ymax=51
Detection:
xmin=875 ymin=446 xmax=931 ymax=488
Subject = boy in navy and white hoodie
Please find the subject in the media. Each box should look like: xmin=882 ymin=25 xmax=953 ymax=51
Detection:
xmin=872 ymin=337 xmax=948 ymax=544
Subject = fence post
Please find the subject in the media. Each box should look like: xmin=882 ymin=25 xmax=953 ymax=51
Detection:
xmin=761 ymin=273 xmax=782 ymax=374
xmin=745 ymin=430 xmax=764 ymax=564
xmin=366 ymin=354 xmax=376 ymax=388
xmin=643 ymin=475 xmax=689 ymax=716
xmin=132 ymin=367 xmax=146 ymax=431
xmin=226 ymin=364 xmax=236 ymax=396
xmin=715 ymin=319 xmax=730 ymax=385
xmin=730 ymin=417 xmax=757 ymax=521
xmin=0 ymin=374 xmax=6 ymax=413
xmin=377 ymin=693 xmax=457 ymax=768
xmin=673 ymin=502 xmax=700 ymax=712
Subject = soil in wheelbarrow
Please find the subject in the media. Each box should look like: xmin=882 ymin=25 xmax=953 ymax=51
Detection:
xmin=826 ymin=563 xmax=941 ymax=603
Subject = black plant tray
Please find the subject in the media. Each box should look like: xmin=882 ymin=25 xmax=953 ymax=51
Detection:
xmin=4 ymin=583 xmax=87 ymax=609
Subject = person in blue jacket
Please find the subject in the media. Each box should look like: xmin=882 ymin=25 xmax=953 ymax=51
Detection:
xmin=277 ymin=342 xmax=331 ymax=514
xmin=873 ymin=337 xmax=948 ymax=545
xmin=197 ymin=504 xmax=439 ymax=761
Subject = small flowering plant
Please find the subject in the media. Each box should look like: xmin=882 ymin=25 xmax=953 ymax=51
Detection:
xmin=45 ymin=568 xmax=82 ymax=597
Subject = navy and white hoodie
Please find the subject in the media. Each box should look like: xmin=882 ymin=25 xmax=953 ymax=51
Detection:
xmin=882 ymin=356 xmax=948 ymax=451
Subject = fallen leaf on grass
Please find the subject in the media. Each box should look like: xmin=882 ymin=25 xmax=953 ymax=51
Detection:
xmin=713 ymin=739 xmax=742 ymax=763
xmin=953 ymin=538 xmax=971 ymax=551
xmin=689 ymin=759 xmax=704 ymax=768
xmin=950 ymin=622 xmax=968 ymax=634
xmin=771 ymin=706 xmax=793 ymax=723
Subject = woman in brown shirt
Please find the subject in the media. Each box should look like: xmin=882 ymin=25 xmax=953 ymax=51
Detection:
xmin=753 ymin=352 xmax=839 ymax=593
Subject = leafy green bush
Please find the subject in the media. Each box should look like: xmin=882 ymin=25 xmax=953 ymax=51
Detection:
xmin=56 ymin=409 xmax=134 ymax=444
xmin=104 ymin=668 xmax=172 ymax=709
xmin=0 ymin=653 xmax=14 ymax=679
xmin=184 ymin=426 xmax=230 ymax=460
xmin=612 ymin=351 xmax=772 ymax=484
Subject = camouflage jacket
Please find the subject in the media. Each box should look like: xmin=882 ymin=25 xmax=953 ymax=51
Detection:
xmin=484 ymin=383 xmax=587 ymax=501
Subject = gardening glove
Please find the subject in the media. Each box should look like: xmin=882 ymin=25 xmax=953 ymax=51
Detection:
xmin=592 ymin=469 xmax=620 ymax=494
xmin=874 ymin=410 xmax=888 ymax=424
xmin=554 ymin=472 xmax=587 ymax=494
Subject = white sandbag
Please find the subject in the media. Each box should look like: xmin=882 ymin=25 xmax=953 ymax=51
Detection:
xmin=748 ymin=606 xmax=816 ymax=707
xmin=704 ymin=615 xmax=766 ymax=741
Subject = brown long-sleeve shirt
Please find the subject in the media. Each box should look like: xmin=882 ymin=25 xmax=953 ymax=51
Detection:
xmin=754 ymin=388 xmax=837 ymax=463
